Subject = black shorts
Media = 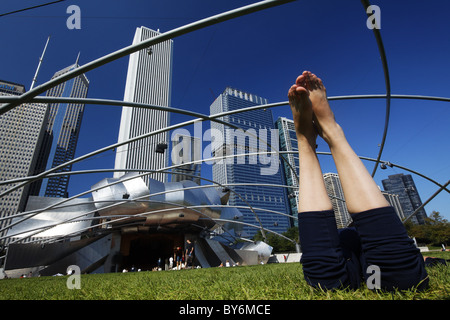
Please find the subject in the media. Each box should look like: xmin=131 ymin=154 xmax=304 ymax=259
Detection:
xmin=298 ymin=206 xmax=428 ymax=291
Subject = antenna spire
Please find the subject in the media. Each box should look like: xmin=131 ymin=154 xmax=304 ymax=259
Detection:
xmin=30 ymin=36 xmax=50 ymax=90
xmin=75 ymin=51 xmax=81 ymax=67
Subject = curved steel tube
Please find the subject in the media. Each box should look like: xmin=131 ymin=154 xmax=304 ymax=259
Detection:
xmin=361 ymin=0 xmax=391 ymax=178
xmin=315 ymin=152 xmax=450 ymax=194
xmin=3 ymin=93 xmax=450 ymax=104
xmin=328 ymin=94 xmax=450 ymax=103
xmin=3 ymin=93 xmax=450 ymax=105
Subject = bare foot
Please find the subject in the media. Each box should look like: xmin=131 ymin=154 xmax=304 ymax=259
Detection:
xmin=288 ymin=71 xmax=317 ymax=147
xmin=302 ymin=71 xmax=344 ymax=146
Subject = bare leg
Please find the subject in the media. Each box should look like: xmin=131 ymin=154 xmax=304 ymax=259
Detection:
xmin=304 ymin=71 xmax=389 ymax=214
xmin=288 ymin=71 xmax=332 ymax=213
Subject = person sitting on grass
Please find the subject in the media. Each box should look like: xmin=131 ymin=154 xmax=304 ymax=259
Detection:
xmin=288 ymin=71 xmax=429 ymax=291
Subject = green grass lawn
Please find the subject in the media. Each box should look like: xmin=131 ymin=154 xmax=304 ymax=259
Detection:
xmin=0 ymin=252 xmax=448 ymax=300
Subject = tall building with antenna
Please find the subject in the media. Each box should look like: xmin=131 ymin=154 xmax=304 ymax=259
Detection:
xmin=31 ymin=55 xmax=90 ymax=198
xmin=114 ymin=27 xmax=173 ymax=184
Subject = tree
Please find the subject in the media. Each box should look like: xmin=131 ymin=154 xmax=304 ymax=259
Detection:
xmin=253 ymin=227 xmax=299 ymax=253
xmin=406 ymin=211 xmax=450 ymax=247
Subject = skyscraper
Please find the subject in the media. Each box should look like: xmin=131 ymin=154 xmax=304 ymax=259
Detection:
xmin=382 ymin=173 xmax=427 ymax=224
xmin=32 ymin=60 xmax=89 ymax=198
xmin=114 ymin=27 xmax=173 ymax=185
xmin=275 ymin=117 xmax=298 ymax=224
xmin=210 ymin=87 xmax=290 ymax=238
xmin=0 ymin=80 xmax=49 ymax=242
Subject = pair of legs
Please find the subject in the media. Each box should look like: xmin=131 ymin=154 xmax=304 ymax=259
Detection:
xmin=289 ymin=71 xmax=428 ymax=290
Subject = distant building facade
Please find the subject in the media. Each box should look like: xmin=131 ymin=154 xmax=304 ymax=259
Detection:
xmin=0 ymin=80 xmax=48 ymax=242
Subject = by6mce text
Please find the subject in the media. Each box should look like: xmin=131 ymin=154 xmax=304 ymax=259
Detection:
xmin=224 ymin=304 xmax=271 ymax=315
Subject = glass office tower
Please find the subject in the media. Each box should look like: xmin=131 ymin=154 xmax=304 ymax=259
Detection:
xmin=210 ymin=87 xmax=290 ymax=238
xmin=114 ymin=26 xmax=173 ymax=185
xmin=33 ymin=61 xmax=89 ymax=198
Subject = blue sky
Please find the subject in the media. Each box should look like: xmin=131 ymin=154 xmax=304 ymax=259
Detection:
xmin=1 ymin=0 xmax=449 ymax=220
